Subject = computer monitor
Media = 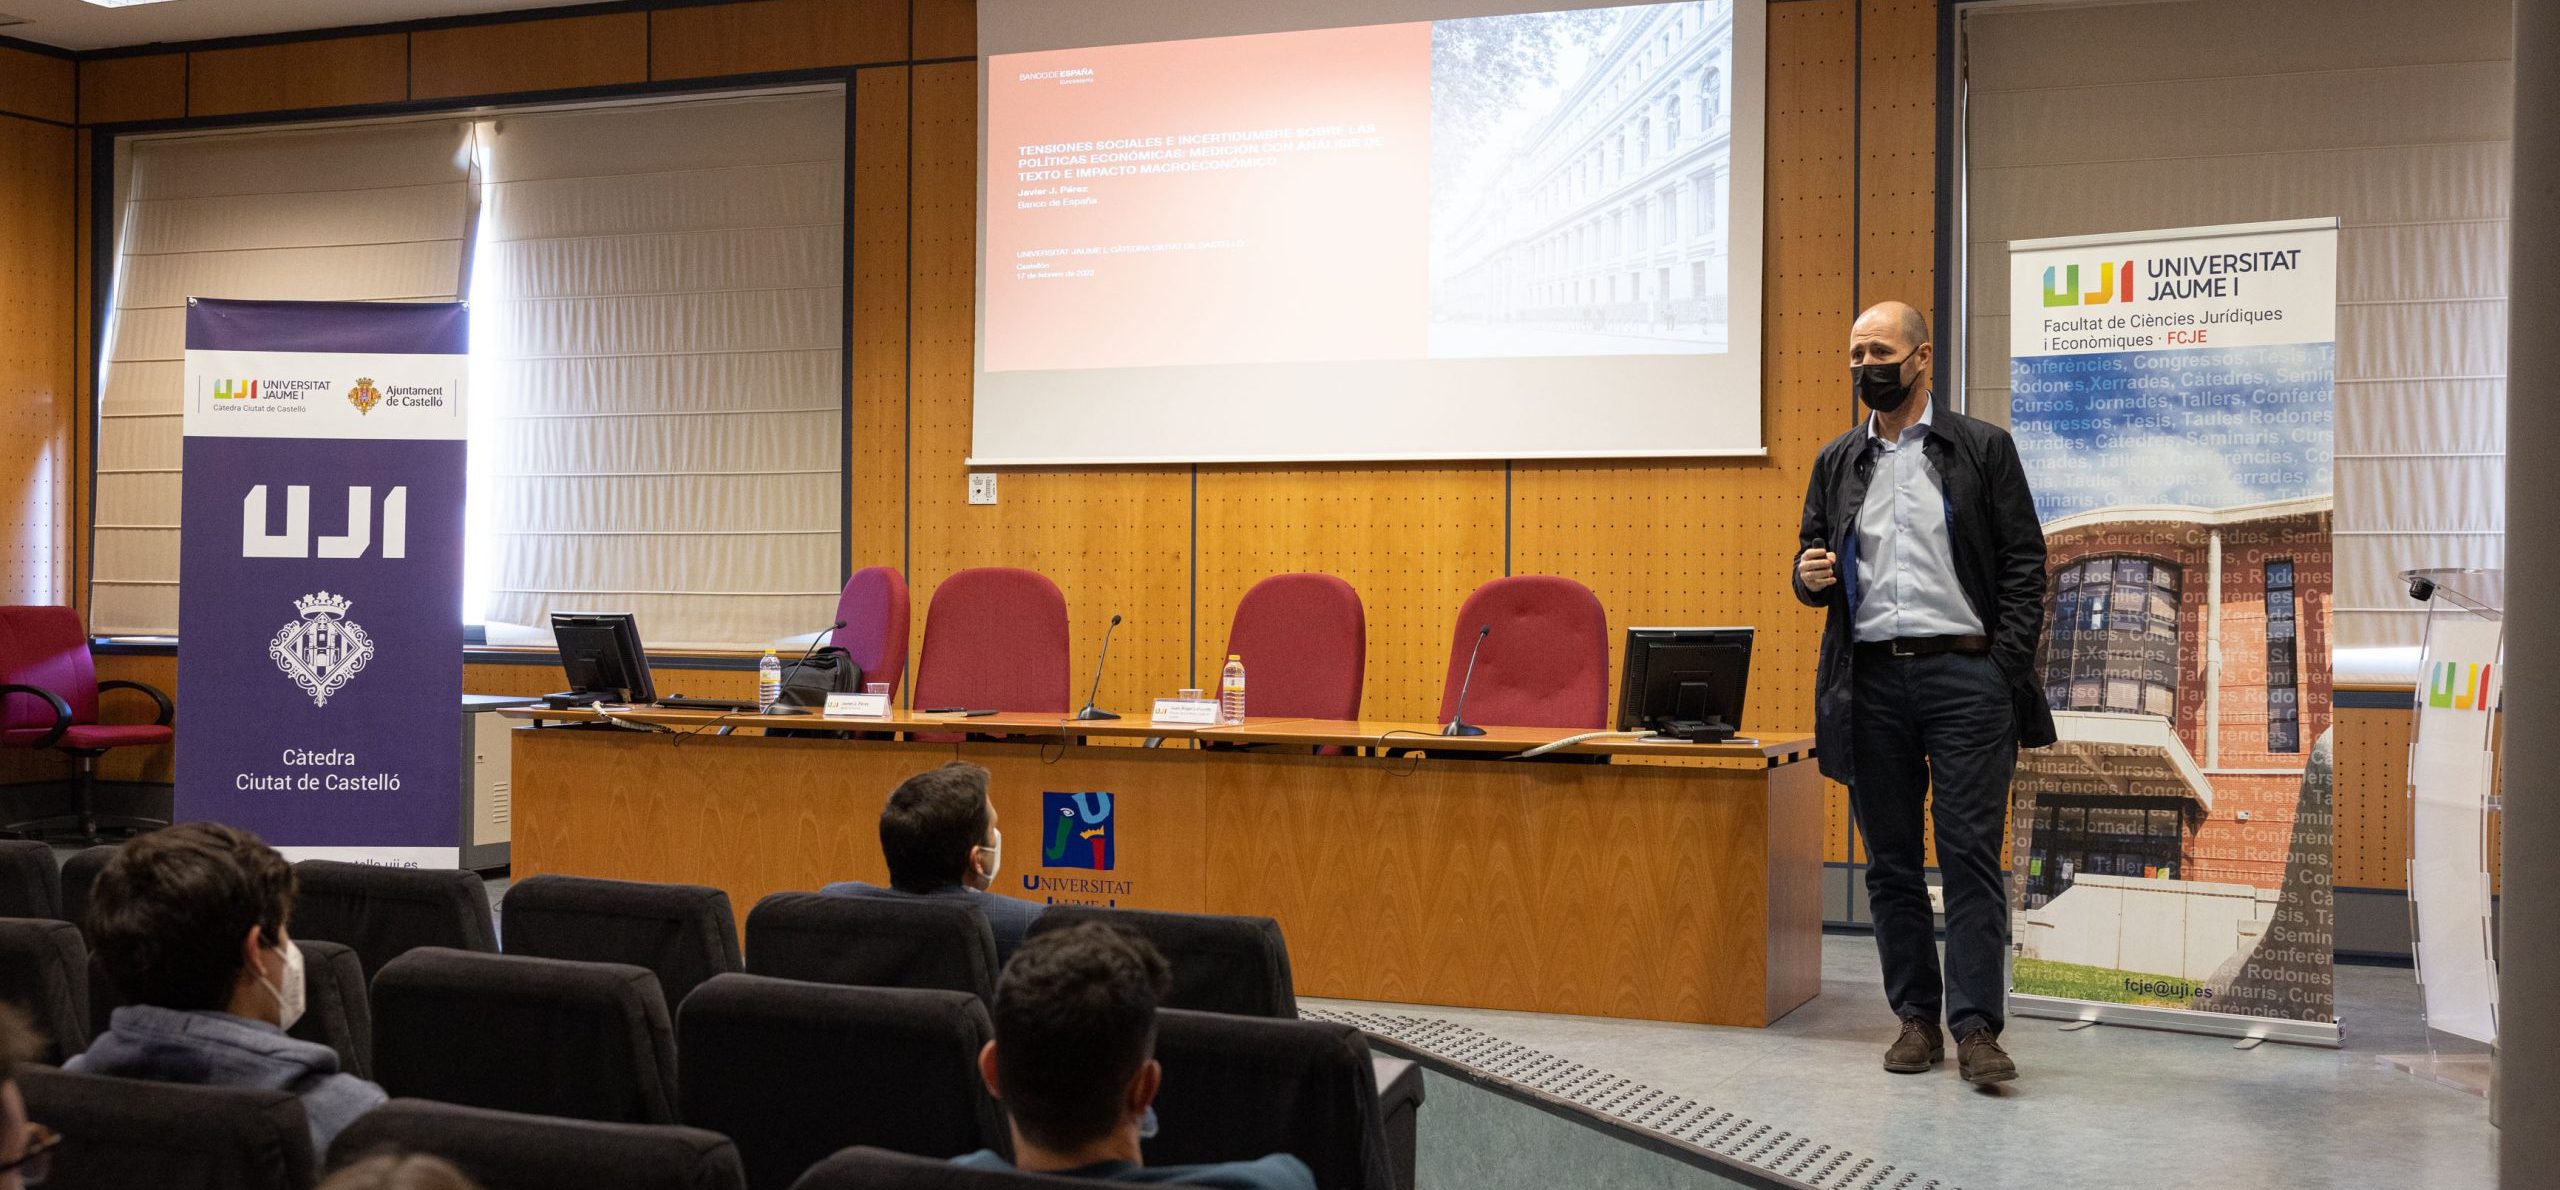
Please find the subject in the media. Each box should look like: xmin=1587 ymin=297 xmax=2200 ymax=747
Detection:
xmin=549 ymin=612 xmax=656 ymax=707
xmin=1615 ymin=627 xmax=1753 ymax=742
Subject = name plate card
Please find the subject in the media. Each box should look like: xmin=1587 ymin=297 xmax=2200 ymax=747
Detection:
xmin=1151 ymin=698 xmax=1223 ymax=725
xmin=824 ymin=692 xmax=892 ymax=719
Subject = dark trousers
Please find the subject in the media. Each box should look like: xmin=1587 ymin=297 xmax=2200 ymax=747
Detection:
xmin=1849 ymin=649 xmax=2017 ymax=1037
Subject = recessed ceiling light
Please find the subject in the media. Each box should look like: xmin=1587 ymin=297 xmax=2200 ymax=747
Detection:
xmin=82 ymin=0 xmax=183 ymax=7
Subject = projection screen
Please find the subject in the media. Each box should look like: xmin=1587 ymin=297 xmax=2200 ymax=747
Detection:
xmin=974 ymin=0 xmax=1768 ymax=464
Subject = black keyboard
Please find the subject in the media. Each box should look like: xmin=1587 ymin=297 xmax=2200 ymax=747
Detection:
xmin=657 ymin=696 xmax=757 ymax=712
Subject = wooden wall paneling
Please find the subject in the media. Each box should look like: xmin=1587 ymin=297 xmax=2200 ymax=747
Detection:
xmin=409 ymin=13 xmax=649 ymax=100
xmin=849 ymin=68 xmax=910 ymax=594
xmin=73 ymin=133 xmax=91 ymax=621
xmin=0 ymin=117 xmax=74 ymax=609
xmin=1195 ymin=465 xmax=1507 ymax=723
xmin=900 ymin=62 xmax=1191 ymax=716
xmin=0 ymin=47 xmax=74 ymax=125
xmin=187 ymin=34 xmax=408 ymax=118
xmin=650 ymin=0 xmax=908 ymax=80
xmin=78 ymin=54 xmax=186 ymax=126
xmin=910 ymin=0 xmax=976 ymax=60
xmin=1855 ymin=0 xmax=1937 ymax=318
xmin=2333 ymin=704 xmax=2412 ymax=889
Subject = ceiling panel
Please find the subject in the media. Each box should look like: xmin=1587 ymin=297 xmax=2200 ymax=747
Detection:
xmin=0 ymin=0 xmax=611 ymax=53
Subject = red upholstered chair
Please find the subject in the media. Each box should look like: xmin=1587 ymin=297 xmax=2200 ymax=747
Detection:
xmin=1435 ymin=576 xmax=1610 ymax=731
xmin=1225 ymin=574 xmax=1365 ymax=721
xmin=833 ymin=566 xmax=911 ymax=701
xmin=0 ymin=606 xmax=174 ymax=842
xmin=911 ymin=568 xmax=1071 ymax=713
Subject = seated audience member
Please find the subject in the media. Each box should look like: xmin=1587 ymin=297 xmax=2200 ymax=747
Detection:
xmin=0 ymin=1006 xmax=56 ymax=1190
xmin=321 ymin=1153 xmax=482 ymax=1190
xmin=69 ymin=822 xmax=387 ymax=1154
xmin=956 ymin=923 xmax=1315 ymax=1190
xmin=825 ymin=761 xmax=1044 ymax=964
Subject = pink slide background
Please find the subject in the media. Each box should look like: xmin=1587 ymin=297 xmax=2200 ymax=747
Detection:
xmin=985 ymin=24 xmax=1431 ymax=373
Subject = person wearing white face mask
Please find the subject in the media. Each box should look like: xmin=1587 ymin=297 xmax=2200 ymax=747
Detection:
xmin=69 ymin=822 xmax=387 ymax=1155
xmin=824 ymin=760 xmax=1046 ymax=967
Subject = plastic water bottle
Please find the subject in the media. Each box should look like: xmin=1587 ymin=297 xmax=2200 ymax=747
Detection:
xmin=757 ymin=649 xmax=782 ymax=713
xmin=1219 ymin=654 xmax=1247 ymax=724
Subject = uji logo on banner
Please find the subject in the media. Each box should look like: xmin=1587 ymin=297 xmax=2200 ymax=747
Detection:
xmin=2425 ymin=661 xmax=2496 ymax=712
xmin=1039 ymin=792 xmax=1115 ymax=870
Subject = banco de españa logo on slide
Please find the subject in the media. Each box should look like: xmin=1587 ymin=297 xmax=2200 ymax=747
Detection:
xmin=1041 ymin=792 xmax=1114 ymax=870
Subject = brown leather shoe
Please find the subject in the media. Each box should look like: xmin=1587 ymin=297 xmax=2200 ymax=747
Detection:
xmin=1957 ymin=1027 xmax=2017 ymax=1084
xmin=1883 ymin=1017 xmax=1943 ymax=1073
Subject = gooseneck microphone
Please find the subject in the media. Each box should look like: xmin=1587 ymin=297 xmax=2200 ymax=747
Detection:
xmin=1075 ymin=614 xmax=1125 ymax=721
xmin=1442 ymin=623 xmax=1491 ymax=737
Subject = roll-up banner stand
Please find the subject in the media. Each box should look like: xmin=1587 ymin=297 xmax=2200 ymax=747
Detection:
xmin=2004 ymin=219 xmax=2341 ymax=1046
xmin=177 ymin=298 xmax=469 ymax=868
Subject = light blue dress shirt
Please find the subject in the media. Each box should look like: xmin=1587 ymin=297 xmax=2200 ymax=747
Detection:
xmin=1851 ymin=396 xmax=1984 ymax=643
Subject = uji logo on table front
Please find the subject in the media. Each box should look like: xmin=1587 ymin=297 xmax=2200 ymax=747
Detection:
xmin=1040 ymin=792 xmax=1114 ymax=870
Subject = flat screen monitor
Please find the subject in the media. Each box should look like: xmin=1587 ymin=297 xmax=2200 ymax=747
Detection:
xmin=1616 ymin=626 xmax=1752 ymax=742
xmin=551 ymin=612 xmax=656 ymax=706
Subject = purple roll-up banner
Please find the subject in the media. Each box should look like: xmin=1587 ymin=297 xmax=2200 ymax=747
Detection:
xmin=178 ymin=298 xmax=469 ymax=868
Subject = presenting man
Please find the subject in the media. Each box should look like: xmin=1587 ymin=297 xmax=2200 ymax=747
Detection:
xmin=1791 ymin=301 xmax=2055 ymax=1085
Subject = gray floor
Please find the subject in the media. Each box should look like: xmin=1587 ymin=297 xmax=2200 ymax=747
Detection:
xmin=1306 ymin=936 xmax=2498 ymax=1190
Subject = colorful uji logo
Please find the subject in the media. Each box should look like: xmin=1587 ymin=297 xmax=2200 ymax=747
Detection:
xmin=213 ymin=379 xmax=260 ymax=400
xmin=2041 ymin=260 xmax=2136 ymax=308
xmin=2425 ymin=661 xmax=2495 ymax=711
xmin=1041 ymin=792 xmax=1114 ymax=870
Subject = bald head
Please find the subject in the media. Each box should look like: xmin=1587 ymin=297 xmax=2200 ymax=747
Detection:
xmin=1851 ymin=301 xmax=1930 ymax=353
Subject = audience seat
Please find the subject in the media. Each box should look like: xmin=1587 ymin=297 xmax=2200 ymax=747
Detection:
xmin=501 ymin=874 xmax=741 ymax=1012
xmin=911 ymin=568 xmax=1072 ymax=715
xmin=330 ymin=1099 xmax=745 ymax=1190
xmin=789 ymin=1148 xmax=1101 ymax=1190
xmin=1027 ymin=906 xmax=1422 ymax=1190
xmin=0 ymin=840 xmax=59 ymax=919
xmin=744 ymin=891 xmax=998 ymax=1001
xmin=19 ymin=1065 xmax=314 ymax=1190
xmin=1149 ymin=1009 xmax=1397 ymax=1190
xmin=291 ymin=938 xmax=373 ymax=1079
xmin=1028 ymin=906 xmax=1295 ymax=1018
xmin=372 ymin=948 xmax=677 ymax=1125
xmin=680 ymin=974 xmax=1006 ymax=1190
xmin=57 ymin=843 xmax=115 ymax=937
xmin=837 ymin=565 xmax=912 ymax=702
xmin=292 ymin=860 xmax=497 ymax=981
xmin=0 ymin=918 xmax=86 ymax=1063
xmin=1436 ymin=575 xmax=1611 ymax=730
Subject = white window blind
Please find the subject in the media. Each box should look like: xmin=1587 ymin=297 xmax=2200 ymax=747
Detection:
xmin=472 ymin=90 xmax=845 ymax=649
xmin=91 ymin=121 xmax=479 ymax=635
xmin=1961 ymin=0 xmax=2510 ymax=664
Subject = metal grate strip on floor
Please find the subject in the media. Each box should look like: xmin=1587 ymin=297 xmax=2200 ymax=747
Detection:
xmin=1301 ymin=1008 xmax=1958 ymax=1190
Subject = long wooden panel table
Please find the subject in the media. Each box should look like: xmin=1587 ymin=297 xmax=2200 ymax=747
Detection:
xmin=502 ymin=705 xmax=1822 ymax=1026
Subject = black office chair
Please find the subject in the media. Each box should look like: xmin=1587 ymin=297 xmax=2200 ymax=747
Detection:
xmin=0 ymin=840 xmax=60 ymax=920
xmin=372 ymin=948 xmax=678 ymax=1125
xmin=1028 ymin=906 xmax=1296 ymax=1017
xmin=330 ymin=1099 xmax=745 ymax=1190
xmin=19 ymin=1066 xmax=315 ymax=1190
xmin=788 ymin=1148 xmax=1103 ymax=1190
xmin=744 ymin=892 xmax=998 ymax=1001
xmin=1149 ymin=1009 xmax=1396 ymax=1190
xmin=292 ymin=860 xmax=497 ymax=981
xmin=0 ymin=918 xmax=86 ymax=1063
xmin=501 ymin=874 xmax=741 ymax=1012
xmin=679 ymin=974 xmax=1006 ymax=1190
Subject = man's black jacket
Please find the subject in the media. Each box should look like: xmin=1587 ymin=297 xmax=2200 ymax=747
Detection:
xmin=1791 ymin=403 xmax=2059 ymax=786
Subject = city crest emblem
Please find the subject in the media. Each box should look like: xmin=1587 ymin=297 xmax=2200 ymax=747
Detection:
xmin=347 ymin=377 xmax=382 ymax=415
xmin=269 ymin=591 xmax=375 ymax=708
